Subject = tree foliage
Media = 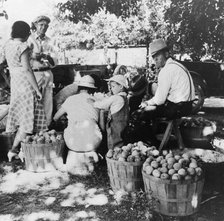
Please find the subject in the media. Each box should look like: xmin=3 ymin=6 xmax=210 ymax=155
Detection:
xmin=53 ymin=0 xmax=168 ymax=66
xmin=54 ymin=0 xmax=168 ymax=48
xmin=165 ymin=0 xmax=224 ymax=61
xmin=56 ymin=0 xmax=139 ymax=22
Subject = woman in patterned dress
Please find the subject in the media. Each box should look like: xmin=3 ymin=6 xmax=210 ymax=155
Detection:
xmin=1 ymin=21 xmax=48 ymax=161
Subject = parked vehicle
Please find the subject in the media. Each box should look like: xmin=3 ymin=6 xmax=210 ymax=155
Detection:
xmin=179 ymin=59 xmax=224 ymax=113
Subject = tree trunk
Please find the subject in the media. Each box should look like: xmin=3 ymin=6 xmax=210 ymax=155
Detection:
xmin=146 ymin=38 xmax=150 ymax=68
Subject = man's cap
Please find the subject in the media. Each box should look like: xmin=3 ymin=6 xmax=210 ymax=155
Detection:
xmin=106 ymin=74 xmax=128 ymax=89
xmin=77 ymin=75 xmax=96 ymax=89
xmin=149 ymin=39 xmax=168 ymax=56
xmin=33 ymin=15 xmax=51 ymax=24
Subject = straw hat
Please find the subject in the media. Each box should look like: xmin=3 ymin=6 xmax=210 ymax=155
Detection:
xmin=77 ymin=75 xmax=96 ymax=88
xmin=33 ymin=15 xmax=51 ymax=24
xmin=149 ymin=39 xmax=168 ymax=56
xmin=106 ymin=74 xmax=128 ymax=89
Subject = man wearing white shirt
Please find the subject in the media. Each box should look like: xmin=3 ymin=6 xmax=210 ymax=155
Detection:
xmin=140 ymin=38 xmax=195 ymax=119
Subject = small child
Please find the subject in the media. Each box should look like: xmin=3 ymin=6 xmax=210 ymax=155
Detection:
xmin=94 ymin=74 xmax=129 ymax=150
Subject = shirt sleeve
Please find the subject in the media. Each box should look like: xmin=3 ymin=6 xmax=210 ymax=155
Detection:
xmin=94 ymin=96 xmax=114 ymax=111
xmin=61 ymin=96 xmax=72 ymax=112
xmin=152 ymin=67 xmax=172 ymax=105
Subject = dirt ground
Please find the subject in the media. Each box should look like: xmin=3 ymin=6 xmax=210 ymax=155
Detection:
xmin=1 ymin=96 xmax=224 ymax=221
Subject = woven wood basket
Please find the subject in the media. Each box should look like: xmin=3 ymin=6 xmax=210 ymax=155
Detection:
xmin=142 ymin=171 xmax=204 ymax=217
xmin=21 ymin=140 xmax=64 ymax=172
xmin=106 ymin=157 xmax=144 ymax=192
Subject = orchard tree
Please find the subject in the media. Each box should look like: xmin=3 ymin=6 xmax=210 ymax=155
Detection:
xmin=124 ymin=0 xmax=169 ymax=65
xmin=165 ymin=0 xmax=224 ymax=61
xmin=54 ymin=0 xmax=169 ymax=66
xmin=56 ymin=0 xmax=139 ymax=22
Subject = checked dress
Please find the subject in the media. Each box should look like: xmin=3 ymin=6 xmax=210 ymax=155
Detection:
xmin=2 ymin=39 xmax=47 ymax=134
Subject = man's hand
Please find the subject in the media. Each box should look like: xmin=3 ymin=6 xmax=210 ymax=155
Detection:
xmin=144 ymin=105 xmax=156 ymax=111
xmin=139 ymin=99 xmax=157 ymax=111
xmin=139 ymin=101 xmax=148 ymax=109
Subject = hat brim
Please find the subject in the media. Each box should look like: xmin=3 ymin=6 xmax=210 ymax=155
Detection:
xmin=151 ymin=46 xmax=168 ymax=56
xmin=106 ymin=79 xmax=128 ymax=89
xmin=33 ymin=16 xmax=50 ymax=24
xmin=77 ymin=83 xmax=96 ymax=89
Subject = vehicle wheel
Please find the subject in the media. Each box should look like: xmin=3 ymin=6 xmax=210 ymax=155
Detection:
xmin=191 ymin=82 xmax=205 ymax=114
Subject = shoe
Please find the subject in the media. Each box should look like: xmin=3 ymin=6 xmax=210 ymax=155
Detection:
xmin=7 ymin=151 xmax=18 ymax=162
xmin=18 ymin=150 xmax=25 ymax=163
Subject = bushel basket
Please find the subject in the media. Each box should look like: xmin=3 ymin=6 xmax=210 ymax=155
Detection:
xmin=106 ymin=157 xmax=144 ymax=192
xmin=21 ymin=140 xmax=64 ymax=172
xmin=142 ymin=171 xmax=204 ymax=217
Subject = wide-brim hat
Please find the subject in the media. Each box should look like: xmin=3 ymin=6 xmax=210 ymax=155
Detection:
xmin=106 ymin=74 xmax=128 ymax=89
xmin=129 ymin=75 xmax=148 ymax=96
xmin=77 ymin=75 xmax=96 ymax=89
xmin=150 ymin=39 xmax=168 ymax=56
xmin=33 ymin=15 xmax=51 ymax=24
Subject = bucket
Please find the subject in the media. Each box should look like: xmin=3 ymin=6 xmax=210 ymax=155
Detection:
xmin=0 ymin=132 xmax=16 ymax=161
xmin=21 ymin=140 xmax=64 ymax=172
xmin=180 ymin=126 xmax=213 ymax=149
xmin=186 ymin=148 xmax=224 ymax=193
xmin=142 ymin=171 xmax=204 ymax=216
xmin=106 ymin=157 xmax=144 ymax=192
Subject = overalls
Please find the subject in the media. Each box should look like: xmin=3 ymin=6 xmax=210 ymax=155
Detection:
xmin=106 ymin=95 xmax=129 ymax=150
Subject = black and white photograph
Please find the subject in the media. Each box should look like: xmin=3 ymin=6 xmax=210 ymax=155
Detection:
xmin=0 ymin=0 xmax=224 ymax=220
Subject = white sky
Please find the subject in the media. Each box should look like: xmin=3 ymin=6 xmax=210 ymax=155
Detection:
xmin=0 ymin=0 xmax=62 ymax=40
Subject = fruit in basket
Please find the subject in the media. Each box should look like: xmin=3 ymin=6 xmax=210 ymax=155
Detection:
xmin=178 ymin=168 xmax=187 ymax=176
xmin=23 ymin=130 xmax=63 ymax=144
xmin=160 ymin=167 xmax=168 ymax=173
xmin=162 ymin=150 xmax=168 ymax=156
xmin=181 ymin=117 xmax=214 ymax=128
xmin=187 ymin=167 xmax=196 ymax=176
xmin=145 ymin=165 xmax=154 ymax=175
xmin=195 ymin=167 xmax=202 ymax=176
xmin=161 ymin=173 xmax=169 ymax=179
xmin=151 ymin=160 xmax=159 ymax=169
xmin=173 ymin=162 xmax=182 ymax=171
xmin=106 ymin=149 xmax=113 ymax=158
xmin=168 ymin=169 xmax=175 ymax=176
xmin=172 ymin=173 xmax=181 ymax=180
xmin=189 ymin=162 xmax=198 ymax=168
xmin=152 ymin=169 xmax=161 ymax=178
xmin=106 ymin=141 xmax=156 ymax=162
xmin=143 ymin=150 xmax=203 ymax=180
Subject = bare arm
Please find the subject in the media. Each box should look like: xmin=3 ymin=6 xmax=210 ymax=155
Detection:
xmin=20 ymin=49 xmax=42 ymax=100
xmin=53 ymin=107 xmax=66 ymax=121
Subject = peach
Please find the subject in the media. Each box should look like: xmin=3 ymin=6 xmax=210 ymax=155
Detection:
xmin=152 ymin=169 xmax=161 ymax=178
